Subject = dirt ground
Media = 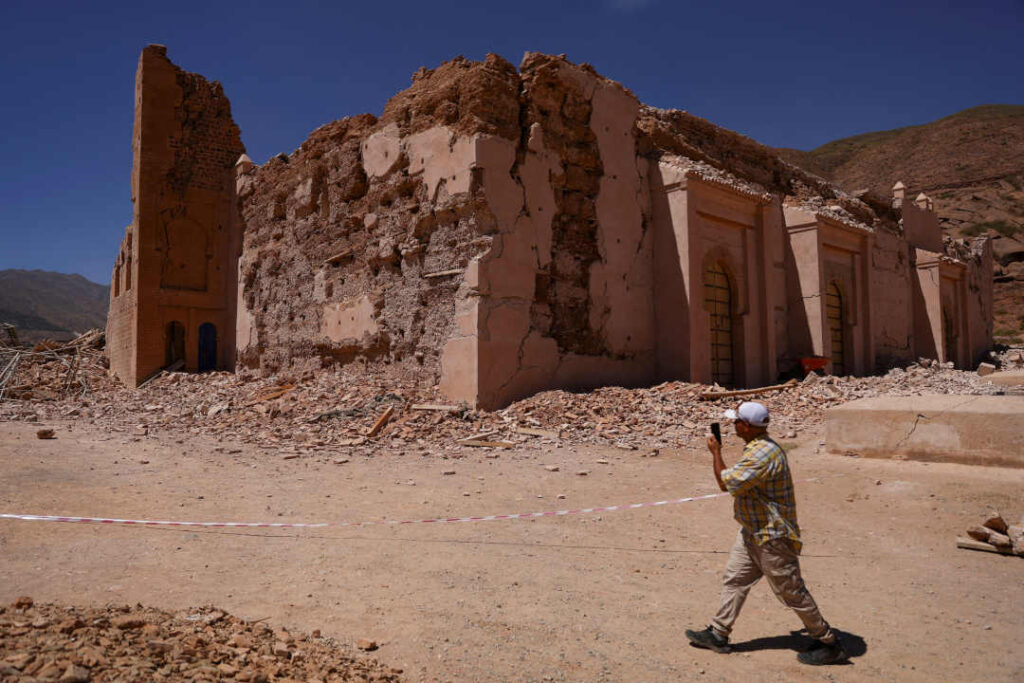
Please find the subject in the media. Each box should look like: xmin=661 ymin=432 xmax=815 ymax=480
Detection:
xmin=1 ymin=418 xmax=1022 ymax=682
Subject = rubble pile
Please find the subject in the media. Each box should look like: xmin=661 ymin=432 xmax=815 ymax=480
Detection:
xmin=958 ymin=510 xmax=1024 ymax=557
xmin=0 ymin=599 xmax=402 ymax=682
xmin=0 ymin=350 xmax=1008 ymax=457
xmin=0 ymin=329 xmax=113 ymax=402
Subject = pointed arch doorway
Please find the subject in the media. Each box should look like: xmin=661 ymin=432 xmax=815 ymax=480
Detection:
xmin=825 ymin=282 xmax=846 ymax=376
xmin=705 ymin=261 xmax=735 ymax=387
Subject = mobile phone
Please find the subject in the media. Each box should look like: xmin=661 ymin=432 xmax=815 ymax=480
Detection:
xmin=711 ymin=422 xmax=722 ymax=444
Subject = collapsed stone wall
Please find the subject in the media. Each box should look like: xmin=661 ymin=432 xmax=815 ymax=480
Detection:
xmin=237 ymin=53 xmax=660 ymax=401
xmin=236 ymin=57 xmax=521 ymax=383
xmin=637 ymin=108 xmax=894 ymax=226
xmin=221 ymin=50 xmax=993 ymax=406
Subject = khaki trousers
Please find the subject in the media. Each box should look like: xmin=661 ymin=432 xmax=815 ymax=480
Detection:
xmin=710 ymin=529 xmax=835 ymax=643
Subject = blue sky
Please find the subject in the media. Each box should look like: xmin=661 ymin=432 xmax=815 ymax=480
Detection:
xmin=1 ymin=0 xmax=1022 ymax=285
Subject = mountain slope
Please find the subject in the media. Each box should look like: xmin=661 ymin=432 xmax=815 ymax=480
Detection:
xmin=0 ymin=270 xmax=110 ymax=343
xmin=776 ymin=105 xmax=1024 ymax=345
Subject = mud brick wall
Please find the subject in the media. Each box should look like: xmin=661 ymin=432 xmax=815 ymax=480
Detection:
xmin=106 ymin=226 xmax=137 ymax=383
xmin=236 ymin=56 xmax=521 ymax=384
xmin=107 ymin=45 xmax=245 ymax=386
xmin=237 ymin=54 xmax=658 ymax=404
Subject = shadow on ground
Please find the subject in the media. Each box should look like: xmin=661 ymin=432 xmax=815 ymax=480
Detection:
xmin=730 ymin=629 xmax=867 ymax=661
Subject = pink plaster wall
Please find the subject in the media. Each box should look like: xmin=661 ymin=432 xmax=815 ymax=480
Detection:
xmin=965 ymin=238 xmax=994 ymax=366
xmin=870 ymin=230 xmax=916 ymax=368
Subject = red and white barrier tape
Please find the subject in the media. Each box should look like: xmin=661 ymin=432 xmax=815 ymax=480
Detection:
xmin=0 ymin=478 xmax=830 ymax=530
xmin=0 ymin=492 xmax=730 ymax=530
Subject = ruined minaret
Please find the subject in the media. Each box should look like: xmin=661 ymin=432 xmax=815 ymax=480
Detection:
xmin=106 ymin=45 xmax=246 ymax=386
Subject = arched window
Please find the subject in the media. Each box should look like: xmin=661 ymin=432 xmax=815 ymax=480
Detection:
xmin=198 ymin=323 xmax=217 ymax=372
xmin=704 ymin=261 xmax=734 ymax=387
xmin=165 ymin=321 xmax=185 ymax=368
xmin=826 ymin=282 xmax=845 ymax=376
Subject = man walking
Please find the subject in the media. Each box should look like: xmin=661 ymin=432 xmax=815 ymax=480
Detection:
xmin=684 ymin=401 xmax=847 ymax=666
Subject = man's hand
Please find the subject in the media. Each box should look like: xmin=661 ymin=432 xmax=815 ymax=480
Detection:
xmin=708 ymin=435 xmax=727 ymax=492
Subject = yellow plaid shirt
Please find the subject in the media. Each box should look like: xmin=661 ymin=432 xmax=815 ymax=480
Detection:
xmin=720 ymin=436 xmax=802 ymax=552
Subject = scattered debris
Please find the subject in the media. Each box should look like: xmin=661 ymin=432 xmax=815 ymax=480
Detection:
xmin=1 ymin=342 xmax=1012 ymax=458
xmin=459 ymin=440 xmax=515 ymax=449
xmin=0 ymin=601 xmax=401 ymax=681
xmin=355 ymin=638 xmax=379 ymax=652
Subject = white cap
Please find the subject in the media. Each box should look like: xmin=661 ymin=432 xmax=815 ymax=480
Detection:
xmin=724 ymin=401 xmax=770 ymax=427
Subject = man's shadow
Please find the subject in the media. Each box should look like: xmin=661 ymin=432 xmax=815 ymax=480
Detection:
xmin=730 ymin=629 xmax=867 ymax=662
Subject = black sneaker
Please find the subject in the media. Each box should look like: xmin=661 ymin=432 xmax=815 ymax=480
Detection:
xmin=797 ymin=639 xmax=847 ymax=665
xmin=685 ymin=626 xmax=731 ymax=654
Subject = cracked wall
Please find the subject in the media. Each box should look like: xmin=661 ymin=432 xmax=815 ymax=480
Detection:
xmin=109 ymin=47 xmax=995 ymax=404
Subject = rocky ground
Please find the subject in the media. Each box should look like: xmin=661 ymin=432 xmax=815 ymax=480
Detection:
xmin=0 ymin=600 xmax=401 ymax=682
xmin=1 ymin=415 xmax=1022 ymax=682
xmin=2 ymin=336 xmax=1023 ymax=681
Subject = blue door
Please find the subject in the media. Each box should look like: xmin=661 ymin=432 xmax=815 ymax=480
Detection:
xmin=198 ymin=323 xmax=217 ymax=372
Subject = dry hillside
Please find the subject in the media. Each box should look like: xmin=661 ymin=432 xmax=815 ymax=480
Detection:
xmin=777 ymin=105 xmax=1024 ymax=345
xmin=0 ymin=270 xmax=109 ymax=344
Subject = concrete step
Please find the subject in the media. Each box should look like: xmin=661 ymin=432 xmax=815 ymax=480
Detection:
xmin=984 ymin=369 xmax=1024 ymax=387
xmin=825 ymin=395 xmax=1024 ymax=468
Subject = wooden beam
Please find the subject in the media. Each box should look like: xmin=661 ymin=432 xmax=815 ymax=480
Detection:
xmin=411 ymin=403 xmax=461 ymax=412
xmin=323 ymin=249 xmax=353 ymax=265
xmin=700 ymin=378 xmax=798 ymax=401
xmin=366 ymin=405 xmax=395 ymax=437
xmin=247 ymin=384 xmax=296 ymax=405
xmin=423 ymin=268 xmax=464 ymax=279
xmin=956 ymin=536 xmax=1015 ymax=555
xmin=515 ymin=426 xmax=560 ymax=439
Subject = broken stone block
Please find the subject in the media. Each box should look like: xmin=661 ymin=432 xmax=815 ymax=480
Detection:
xmin=1007 ymin=525 xmax=1024 ymax=556
xmin=59 ymin=664 xmax=91 ymax=682
xmin=36 ymin=429 xmax=55 ymax=439
xmin=356 ymin=638 xmax=378 ymax=651
xmin=977 ymin=362 xmax=996 ymax=376
xmin=966 ymin=525 xmax=992 ymax=542
xmin=112 ymin=615 xmax=146 ymax=630
xmin=982 ymin=510 xmax=1008 ymax=534
xmin=986 ymin=531 xmax=1012 ymax=548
